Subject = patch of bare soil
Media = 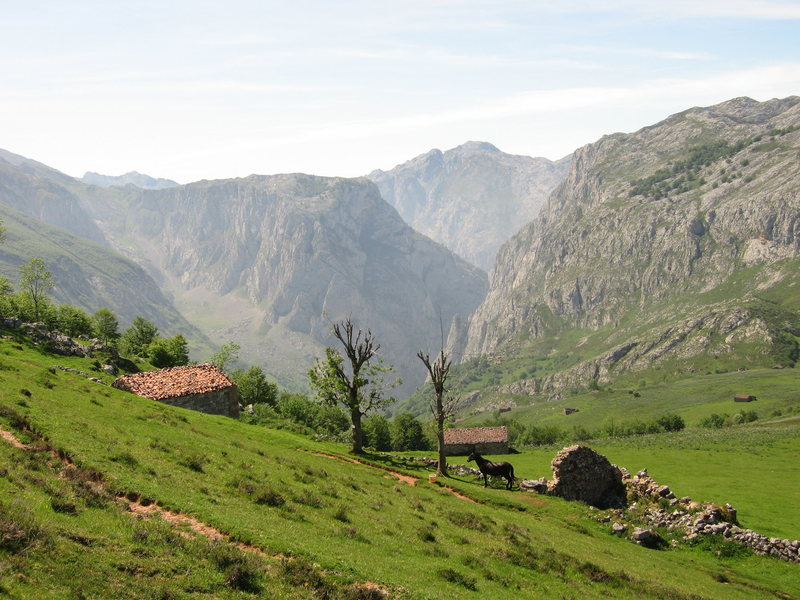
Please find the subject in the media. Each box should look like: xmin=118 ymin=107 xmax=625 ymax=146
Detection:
xmin=440 ymin=485 xmax=479 ymax=503
xmin=0 ymin=427 xmax=29 ymax=450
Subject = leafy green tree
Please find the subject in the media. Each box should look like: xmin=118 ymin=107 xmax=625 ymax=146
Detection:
xmin=390 ymin=413 xmax=428 ymax=451
xmin=148 ymin=334 xmax=189 ymax=368
xmin=93 ymin=308 xmax=120 ymax=345
xmin=276 ymin=393 xmax=317 ymax=428
xmin=231 ymin=365 xmax=278 ymax=406
xmin=18 ymin=258 xmax=54 ymax=322
xmin=363 ymin=414 xmax=392 ymax=451
xmin=120 ymin=317 xmax=159 ymax=356
xmin=0 ymin=277 xmax=12 ymax=296
xmin=51 ymin=304 xmax=93 ymax=337
xmin=308 ymin=319 xmax=398 ymax=454
xmin=312 ymin=404 xmax=350 ymax=437
xmin=211 ymin=341 xmax=240 ymax=372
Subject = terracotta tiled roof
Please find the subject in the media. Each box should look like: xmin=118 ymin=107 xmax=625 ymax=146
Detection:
xmin=443 ymin=426 xmax=508 ymax=445
xmin=112 ymin=363 xmax=235 ymax=401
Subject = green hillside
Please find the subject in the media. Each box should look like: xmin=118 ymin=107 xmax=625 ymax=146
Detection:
xmin=0 ymin=203 xmax=211 ymax=355
xmin=0 ymin=326 xmax=798 ymax=599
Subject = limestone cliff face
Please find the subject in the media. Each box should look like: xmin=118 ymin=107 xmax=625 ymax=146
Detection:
xmin=84 ymin=174 xmax=488 ymax=394
xmin=369 ymin=141 xmax=569 ymax=271
xmin=459 ymin=96 xmax=800 ymax=381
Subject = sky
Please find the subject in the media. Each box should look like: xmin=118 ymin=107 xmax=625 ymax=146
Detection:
xmin=2 ymin=1 xmax=800 ymax=183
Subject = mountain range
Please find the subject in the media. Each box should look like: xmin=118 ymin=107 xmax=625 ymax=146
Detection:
xmin=442 ymin=95 xmax=800 ymax=411
xmin=1 ymin=95 xmax=798 ymax=406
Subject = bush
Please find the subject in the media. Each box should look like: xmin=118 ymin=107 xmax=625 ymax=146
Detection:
xmin=231 ymin=366 xmax=278 ymax=406
xmin=656 ymin=413 xmax=685 ymax=432
xmin=437 ymin=568 xmax=477 ymax=590
xmin=390 ymin=413 xmax=429 ymax=451
xmin=518 ymin=424 xmax=563 ymax=446
xmin=363 ymin=414 xmax=392 ymax=451
xmin=700 ymin=413 xmax=727 ymax=429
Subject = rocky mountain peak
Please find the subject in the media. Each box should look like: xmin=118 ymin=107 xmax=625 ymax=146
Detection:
xmin=369 ymin=142 xmax=570 ymax=271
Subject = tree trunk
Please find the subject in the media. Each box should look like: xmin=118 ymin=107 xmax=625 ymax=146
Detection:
xmin=436 ymin=411 xmax=447 ymax=476
xmin=351 ymin=408 xmax=364 ymax=454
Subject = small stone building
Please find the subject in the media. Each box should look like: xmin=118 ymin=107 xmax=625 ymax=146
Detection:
xmin=112 ymin=363 xmax=239 ymax=418
xmin=443 ymin=426 xmax=508 ymax=456
xmin=734 ymin=394 xmax=757 ymax=403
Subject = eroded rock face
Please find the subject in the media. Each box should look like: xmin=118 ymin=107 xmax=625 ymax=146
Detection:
xmin=457 ymin=96 xmax=800 ymax=381
xmin=546 ymin=445 xmax=626 ymax=509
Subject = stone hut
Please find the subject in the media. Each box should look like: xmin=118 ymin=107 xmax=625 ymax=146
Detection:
xmin=112 ymin=363 xmax=239 ymax=418
xmin=443 ymin=426 xmax=508 ymax=456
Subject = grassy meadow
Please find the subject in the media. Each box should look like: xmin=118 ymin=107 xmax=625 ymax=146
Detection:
xmin=1 ymin=329 xmax=799 ymax=599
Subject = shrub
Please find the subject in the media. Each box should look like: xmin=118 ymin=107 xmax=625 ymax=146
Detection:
xmin=437 ymin=568 xmax=477 ymax=590
xmin=656 ymin=413 xmax=685 ymax=432
xmin=253 ymin=487 xmax=285 ymax=507
xmin=0 ymin=500 xmax=48 ymax=552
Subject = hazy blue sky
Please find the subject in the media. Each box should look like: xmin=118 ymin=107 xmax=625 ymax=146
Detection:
xmin=2 ymin=1 xmax=799 ymax=182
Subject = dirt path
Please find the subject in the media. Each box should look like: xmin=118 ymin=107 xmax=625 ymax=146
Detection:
xmin=0 ymin=427 xmax=30 ymax=450
xmin=314 ymin=451 xmax=420 ymax=486
xmin=0 ymin=423 xmax=271 ymax=557
xmin=312 ymin=450 xmax=485 ymax=503
xmin=0 ymin=423 xmax=392 ymax=597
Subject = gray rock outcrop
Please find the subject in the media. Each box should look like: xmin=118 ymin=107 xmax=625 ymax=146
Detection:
xmin=369 ymin=141 xmax=569 ymax=271
xmin=456 ymin=96 xmax=800 ymax=383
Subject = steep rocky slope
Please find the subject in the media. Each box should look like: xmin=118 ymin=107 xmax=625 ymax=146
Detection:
xmin=369 ymin=141 xmax=569 ymax=271
xmin=454 ymin=96 xmax=800 ymax=398
xmin=0 ymin=149 xmax=107 ymax=244
xmin=80 ymin=175 xmax=488 ymax=394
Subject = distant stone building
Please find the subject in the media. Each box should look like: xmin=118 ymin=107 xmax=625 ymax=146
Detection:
xmin=734 ymin=394 xmax=757 ymax=403
xmin=112 ymin=363 xmax=239 ymax=418
xmin=443 ymin=426 xmax=509 ymax=456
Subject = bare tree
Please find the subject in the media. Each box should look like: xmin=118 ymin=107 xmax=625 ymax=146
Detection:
xmin=417 ymin=347 xmax=460 ymax=476
xmin=309 ymin=318 xmax=397 ymax=454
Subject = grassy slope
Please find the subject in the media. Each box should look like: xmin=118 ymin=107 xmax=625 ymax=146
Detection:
xmin=459 ymin=368 xmax=800 ymax=429
xmin=449 ymin=419 xmax=800 ymax=541
xmin=1 ymin=330 xmax=798 ymax=599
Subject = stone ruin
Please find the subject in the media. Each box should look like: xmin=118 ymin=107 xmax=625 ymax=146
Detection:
xmin=519 ymin=445 xmax=800 ymax=563
xmin=523 ymin=445 xmax=627 ymax=509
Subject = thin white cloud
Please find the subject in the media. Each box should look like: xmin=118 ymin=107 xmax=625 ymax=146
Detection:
xmin=575 ymin=0 xmax=800 ymax=19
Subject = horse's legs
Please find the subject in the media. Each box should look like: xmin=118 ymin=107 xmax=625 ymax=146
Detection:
xmin=483 ymin=474 xmax=488 ymax=487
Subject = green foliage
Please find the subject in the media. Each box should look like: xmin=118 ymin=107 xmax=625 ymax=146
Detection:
xmin=17 ymin=257 xmax=54 ymax=322
xmin=92 ymin=308 xmax=120 ymax=345
xmin=231 ymin=365 xmax=277 ymax=406
xmin=273 ymin=392 xmax=350 ymax=439
xmin=390 ymin=413 xmax=429 ymax=451
xmin=655 ymin=413 xmax=685 ymax=432
xmin=308 ymin=320 xmax=399 ymax=453
xmin=148 ymin=334 xmax=190 ymax=368
xmin=119 ymin=316 xmax=159 ymax=356
xmin=211 ymin=341 xmax=240 ymax=373
xmin=49 ymin=304 xmax=94 ymax=338
xmin=363 ymin=414 xmax=392 ymax=451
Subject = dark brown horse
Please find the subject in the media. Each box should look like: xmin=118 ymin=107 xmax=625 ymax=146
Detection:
xmin=467 ymin=451 xmax=516 ymax=490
